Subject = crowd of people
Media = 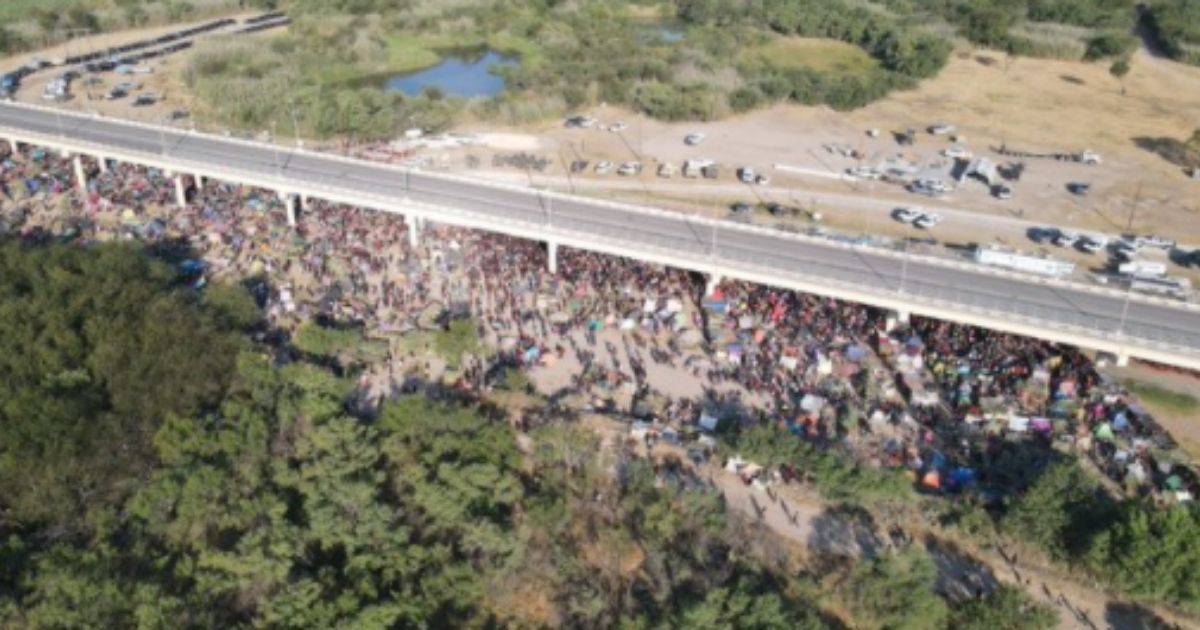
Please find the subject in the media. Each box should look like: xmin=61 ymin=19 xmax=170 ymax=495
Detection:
xmin=0 ymin=140 xmax=1195 ymax=505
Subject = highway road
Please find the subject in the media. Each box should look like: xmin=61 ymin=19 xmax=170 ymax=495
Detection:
xmin=2 ymin=102 xmax=1200 ymax=365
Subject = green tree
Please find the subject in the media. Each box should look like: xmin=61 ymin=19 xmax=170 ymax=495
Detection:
xmin=844 ymin=550 xmax=949 ymax=630
xmin=0 ymin=242 xmax=242 ymax=532
xmin=950 ymin=585 xmax=1058 ymax=630
xmin=1004 ymin=461 xmax=1115 ymax=560
xmin=1087 ymin=503 xmax=1200 ymax=609
xmin=1110 ymin=58 xmax=1131 ymax=95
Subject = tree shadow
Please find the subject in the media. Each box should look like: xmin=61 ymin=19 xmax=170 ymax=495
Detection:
xmin=1132 ymin=135 xmax=1199 ymax=172
xmin=807 ymin=503 xmax=882 ymax=560
xmin=1060 ymin=75 xmax=1086 ymax=85
xmin=1104 ymin=601 xmax=1182 ymax=630
xmin=925 ymin=536 xmax=999 ymax=601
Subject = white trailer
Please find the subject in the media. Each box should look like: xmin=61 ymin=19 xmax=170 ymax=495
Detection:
xmin=1118 ymin=261 xmax=1167 ymax=277
xmin=974 ymin=246 xmax=1076 ymax=277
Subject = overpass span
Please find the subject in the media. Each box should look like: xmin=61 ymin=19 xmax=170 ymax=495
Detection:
xmin=2 ymin=101 xmax=1200 ymax=370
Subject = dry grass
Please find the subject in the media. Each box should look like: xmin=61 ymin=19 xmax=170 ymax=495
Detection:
xmin=741 ymin=37 xmax=878 ymax=76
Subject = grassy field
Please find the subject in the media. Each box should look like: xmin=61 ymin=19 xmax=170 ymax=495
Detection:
xmin=740 ymin=36 xmax=878 ymax=75
xmin=1128 ymin=382 xmax=1200 ymax=416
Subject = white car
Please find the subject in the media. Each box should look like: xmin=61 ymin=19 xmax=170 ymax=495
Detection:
xmin=942 ymin=147 xmax=972 ymax=160
xmin=847 ymin=166 xmax=881 ymax=180
xmin=928 ymin=123 xmax=956 ymax=135
xmin=893 ymin=207 xmax=923 ymax=224
xmin=737 ymin=167 xmax=756 ymax=184
xmin=617 ymin=161 xmax=642 ymax=176
xmin=657 ymin=163 xmax=675 ymax=178
xmin=594 ymin=161 xmax=613 ymax=175
xmin=608 ymin=121 xmax=628 ymax=133
xmin=1054 ymin=231 xmax=1079 ymax=248
xmin=1137 ymin=235 xmax=1175 ymax=250
xmin=1078 ymin=236 xmax=1107 ymax=254
xmin=684 ymin=132 xmax=706 ymax=146
xmin=913 ymin=212 xmax=943 ymax=229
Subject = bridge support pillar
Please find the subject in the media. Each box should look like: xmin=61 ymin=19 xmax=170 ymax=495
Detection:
xmin=705 ymin=274 xmax=723 ymax=297
xmin=72 ymin=155 xmax=86 ymax=193
xmin=174 ymin=175 xmax=187 ymax=209
xmin=8 ymin=139 xmax=18 ymax=155
xmin=885 ymin=310 xmax=910 ymax=331
xmin=407 ymin=216 xmax=419 ymax=248
xmin=97 ymin=156 xmax=108 ymax=173
xmin=286 ymin=196 xmax=297 ymax=228
xmin=194 ymin=173 xmax=203 ymax=188
xmin=1116 ymin=352 xmax=1130 ymax=368
xmin=547 ymin=241 xmax=559 ymax=275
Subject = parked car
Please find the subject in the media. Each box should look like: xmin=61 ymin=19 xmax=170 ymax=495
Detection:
xmin=893 ymin=207 xmax=923 ymax=223
xmin=730 ymin=202 xmax=753 ymax=216
xmin=942 ymin=147 xmax=972 ymax=160
xmin=594 ymin=161 xmax=613 ymax=175
xmin=737 ymin=167 xmax=756 ymax=184
xmin=913 ymin=212 xmax=943 ymax=229
xmin=656 ymin=163 xmax=675 ymax=178
xmin=1078 ymin=236 xmax=1107 ymax=254
xmin=617 ymin=161 xmax=642 ymax=176
xmin=928 ymin=123 xmax=956 ymax=135
xmin=701 ymin=164 xmax=719 ymax=179
xmin=1029 ymin=227 xmax=1060 ymax=244
xmin=1137 ymin=235 xmax=1175 ymax=250
xmin=993 ymin=183 xmax=1012 ymax=199
xmin=608 ymin=121 xmax=628 ymax=133
xmin=1067 ymin=182 xmax=1091 ymax=196
xmin=847 ymin=166 xmax=881 ymax=180
xmin=684 ymin=132 xmax=706 ymax=146
xmin=565 ymin=115 xmax=596 ymax=128
xmin=570 ymin=160 xmax=589 ymax=174
xmin=1053 ymin=231 xmax=1079 ymax=248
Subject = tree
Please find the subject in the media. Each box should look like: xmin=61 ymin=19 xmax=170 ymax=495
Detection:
xmin=1087 ymin=503 xmax=1200 ymax=609
xmin=950 ymin=585 xmax=1058 ymax=630
xmin=1004 ymin=461 xmax=1116 ymax=561
xmin=1110 ymin=58 xmax=1131 ymax=95
xmin=845 ymin=550 xmax=949 ymax=630
xmin=0 ymin=242 xmax=243 ymax=532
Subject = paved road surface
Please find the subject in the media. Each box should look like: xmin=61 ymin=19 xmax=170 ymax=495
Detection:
xmin=3 ymin=102 xmax=1200 ymax=361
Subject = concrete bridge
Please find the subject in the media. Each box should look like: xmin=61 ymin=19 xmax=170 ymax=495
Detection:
xmin=2 ymin=101 xmax=1200 ymax=370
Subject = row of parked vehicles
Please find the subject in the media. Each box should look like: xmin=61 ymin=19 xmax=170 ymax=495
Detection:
xmin=892 ymin=207 xmax=944 ymax=230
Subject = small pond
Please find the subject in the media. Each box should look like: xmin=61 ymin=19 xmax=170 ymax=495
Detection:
xmin=385 ymin=50 xmax=517 ymax=98
xmin=638 ymin=20 xmax=687 ymax=44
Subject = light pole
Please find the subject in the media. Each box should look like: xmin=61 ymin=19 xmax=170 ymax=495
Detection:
xmin=287 ymin=100 xmax=302 ymax=148
xmin=269 ymin=120 xmax=282 ymax=181
xmin=1117 ymin=279 xmax=1134 ymax=338
xmin=156 ymin=115 xmax=167 ymax=156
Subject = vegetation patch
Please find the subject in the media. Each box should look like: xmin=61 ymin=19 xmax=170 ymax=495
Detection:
xmin=741 ymin=36 xmax=879 ymax=76
xmin=1127 ymin=381 xmax=1200 ymax=416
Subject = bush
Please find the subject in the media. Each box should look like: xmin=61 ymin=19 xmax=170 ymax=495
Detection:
xmin=1084 ymin=31 xmax=1136 ymax=60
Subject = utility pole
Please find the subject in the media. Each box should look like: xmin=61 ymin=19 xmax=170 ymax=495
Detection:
xmin=1126 ymin=181 xmax=1142 ymax=233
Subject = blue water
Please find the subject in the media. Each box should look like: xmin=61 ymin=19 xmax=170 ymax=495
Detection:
xmin=640 ymin=22 xmax=686 ymax=44
xmin=385 ymin=51 xmax=517 ymax=98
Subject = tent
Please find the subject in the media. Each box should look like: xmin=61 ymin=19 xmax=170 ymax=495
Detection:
xmin=1095 ymin=423 xmax=1115 ymax=441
